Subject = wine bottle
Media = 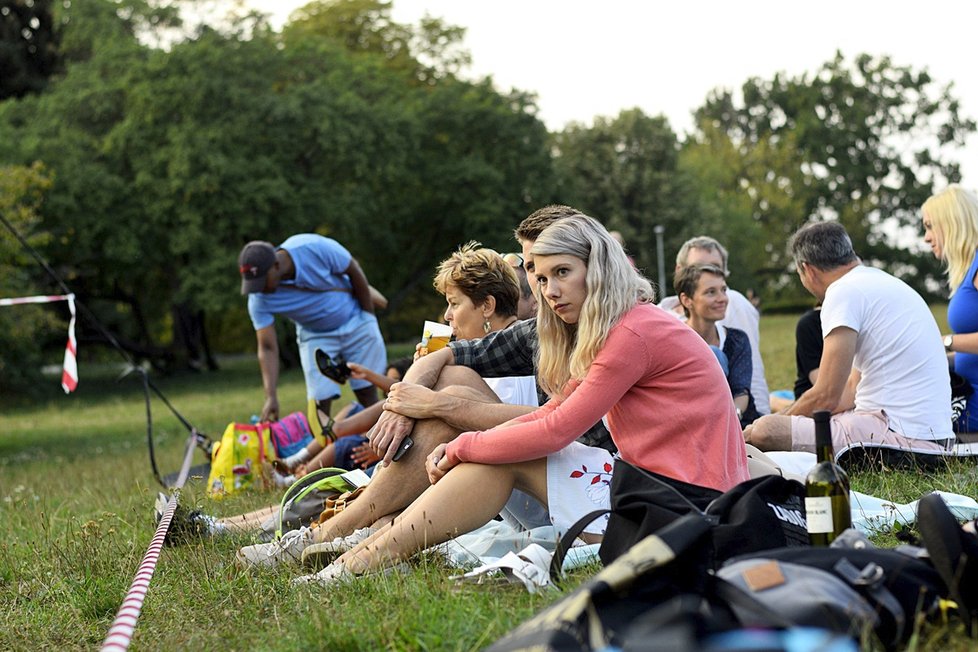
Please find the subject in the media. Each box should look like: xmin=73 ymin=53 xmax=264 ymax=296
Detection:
xmin=805 ymin=410 xmax=851 ymax=546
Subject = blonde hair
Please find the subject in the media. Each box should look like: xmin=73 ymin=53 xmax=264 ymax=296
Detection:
xmin=531 ymin=215 xmax=655 ymax=398
xmin=433 ymin=242 xmax=520 ymax=318
xmin=922 ymin=185 xmax=978 ymax=293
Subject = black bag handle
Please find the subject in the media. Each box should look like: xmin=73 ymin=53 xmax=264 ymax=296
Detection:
xmin=550 ymin=464 xmax=719 ymax=585
xmin=549 ymin=509 xmax=610 ymax=585
xmin=833 ymin=557 xmax=905 ymax=645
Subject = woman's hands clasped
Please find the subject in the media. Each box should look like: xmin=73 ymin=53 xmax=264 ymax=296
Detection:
xmin=425 ymin=443 xmax=458 ymax=484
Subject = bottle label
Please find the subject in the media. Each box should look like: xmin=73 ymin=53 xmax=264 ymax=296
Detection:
xmin=805 ymin=496 xmax=834 ymax=534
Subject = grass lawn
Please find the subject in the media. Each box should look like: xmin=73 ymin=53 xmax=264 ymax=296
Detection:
xmin=1 ymin=307 xmax=975 ymax=650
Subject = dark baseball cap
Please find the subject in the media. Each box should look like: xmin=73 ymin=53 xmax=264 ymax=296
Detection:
xmin=238 ymin=241 xmax=277 ymax=294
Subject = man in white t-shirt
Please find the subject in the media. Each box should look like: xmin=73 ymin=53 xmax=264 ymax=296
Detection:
xmin=744 ymin=221 xmax=953 ymax=453
xmin=659 ymin=236 xmax=771 ymax=415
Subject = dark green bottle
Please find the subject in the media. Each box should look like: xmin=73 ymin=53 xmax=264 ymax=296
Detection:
xmin=805 ymin=410 xmax=851 ymax=546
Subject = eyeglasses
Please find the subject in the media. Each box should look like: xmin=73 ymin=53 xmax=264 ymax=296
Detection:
xmin=502 ymin=252 xmax=524 ymax=267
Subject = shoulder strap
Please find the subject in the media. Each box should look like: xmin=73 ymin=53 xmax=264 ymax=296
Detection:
xmin=833 ymin=557 xmax=905 ymax=645
xmin=549 ymin=509 xmax=610 ymax=585
xmin=275 ymin=467 xmax=347 ymax=538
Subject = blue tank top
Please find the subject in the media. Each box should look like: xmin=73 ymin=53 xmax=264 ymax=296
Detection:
xmin=948 ymin=248 xmax=978 ymax=427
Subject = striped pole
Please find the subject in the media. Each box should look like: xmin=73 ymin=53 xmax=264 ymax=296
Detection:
xmin=100 ymin=431 xmax=197 ymax=650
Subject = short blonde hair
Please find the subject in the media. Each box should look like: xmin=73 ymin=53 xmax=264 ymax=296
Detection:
xmin=433 ymin=242 xmax=520 ymax=318
xmin=531 ymin=215 xmax=655 ymax=398
xmin=922 ymin=185 xmax=978 ymax=293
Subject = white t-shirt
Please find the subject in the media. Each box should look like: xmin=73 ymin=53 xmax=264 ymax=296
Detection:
xmin=821 ymin=265 xmax=952 ymax=440
xmin=659 ymin=288 xmax=770 ymax=414
xmin=485 ymin=376 xmax=539 ymax=409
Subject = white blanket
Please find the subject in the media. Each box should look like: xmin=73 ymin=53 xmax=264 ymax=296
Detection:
xmin=766 ymin=451 xmax=978 ymax=533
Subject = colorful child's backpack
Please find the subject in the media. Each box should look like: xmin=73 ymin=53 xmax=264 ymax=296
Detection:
xmin=269 ymin=411 xmax=315 ymax=458
xmin=206 ymin=421 xmax=276 ymax=498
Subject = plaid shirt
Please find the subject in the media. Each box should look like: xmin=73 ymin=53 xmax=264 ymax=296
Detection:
xmin=449 ymin=319 xmax=616 ymax=453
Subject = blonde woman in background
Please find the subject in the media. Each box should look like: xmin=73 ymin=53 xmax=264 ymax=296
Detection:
xmin=922 ymin=185 xmax=978 ymax=432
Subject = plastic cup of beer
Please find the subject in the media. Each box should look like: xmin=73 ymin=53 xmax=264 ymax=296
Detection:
xmin=421 ymin=321 xmax=453 ymax=353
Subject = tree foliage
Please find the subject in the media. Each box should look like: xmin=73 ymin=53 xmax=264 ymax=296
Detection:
xmin=3 ymin=4 xmax=975 ymax=394
xmin=0 ymin=0 xmax=62 ymax=99
xmin=692 ymin=52 xmax=975 ymax=299
xmin=282 ymin=0 xmax=470 ymax=83
xmin=552 ymin=109 xmax=690 ymax=292
xmin=0 ymin=0 xmax=554 ymax=386
xmin=0 ymin=161 xmax=60 ymax=394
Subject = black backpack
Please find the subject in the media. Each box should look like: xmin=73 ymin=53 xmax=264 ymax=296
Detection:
xmin=550 ymin=460 xmax=809 ymax=577
xmin=492 ymin=493 xmax=978 ymax=652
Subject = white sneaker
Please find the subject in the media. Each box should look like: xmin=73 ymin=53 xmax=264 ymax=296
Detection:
xmin=236 ymin=526 xmax=313 ymax=569
xmin=292 ymin=559 xmax=409 ymax=587
xmin=154 ymin=492 xmax=169 ymax=524
xmin=300 ymin=527 xmax=377 ymax=569
xmin=292 ymin=562 xmax=355 ymax=587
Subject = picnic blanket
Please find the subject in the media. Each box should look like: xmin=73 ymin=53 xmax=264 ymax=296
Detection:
xmin=767 ymin=450 xmax=978 ymax=534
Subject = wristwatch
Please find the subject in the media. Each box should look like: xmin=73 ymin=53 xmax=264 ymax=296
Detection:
xmin=944 ymin=334 xmax=954 ymax=352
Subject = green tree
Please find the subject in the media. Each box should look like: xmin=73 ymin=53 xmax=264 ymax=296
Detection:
xmin=282 ymin=0 xmax=470 ymax=83
xmin=693 ymin=52 xmax=975 ymax=299
xmin=0 ymin=0 xmax=62 ymax=99
xmin=553 ymin=108 xmax=690 ymax=291
xmin=679 ymin=119 xmax=801 ymax=296
xmin=0 ymin=162 xmax=60 ymax=394
xmin=0 ymin=0 xmax=556 ymax=382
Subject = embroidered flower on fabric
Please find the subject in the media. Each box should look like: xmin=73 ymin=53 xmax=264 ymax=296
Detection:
xmin=569 ymin=462 xmax=613 ymax=506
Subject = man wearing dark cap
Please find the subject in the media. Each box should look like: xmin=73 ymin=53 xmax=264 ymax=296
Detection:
xmin=238 ymin=234 xmax=387 ymax=429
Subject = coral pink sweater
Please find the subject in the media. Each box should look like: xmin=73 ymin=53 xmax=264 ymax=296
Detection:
xmin=446 ymin=303 xmax=750 ymax=491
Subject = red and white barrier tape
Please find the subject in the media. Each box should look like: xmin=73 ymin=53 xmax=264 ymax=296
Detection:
xmin=100 ymin=431 xmax=198 ymax=651
xmin=0 ymin=293 xmax=77 ymax=392
xmin=100 ymin=497 xmax=177 ymax=651
xmin=62 ymin=295 xmax=78 ymax=392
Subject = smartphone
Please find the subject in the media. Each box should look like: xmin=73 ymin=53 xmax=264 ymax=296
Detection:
xmin=392 ymin=436 xmax=413 ymax=462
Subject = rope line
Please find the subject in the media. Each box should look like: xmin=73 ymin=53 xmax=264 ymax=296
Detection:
xmin=0 ymin=210 xmax=212 ymax=649
xmin=100 ymin=430 xmax=198 ymax=651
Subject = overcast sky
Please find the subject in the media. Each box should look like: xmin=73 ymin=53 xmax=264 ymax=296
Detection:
xmin=244 ymin=0 xmax=977 ymax=184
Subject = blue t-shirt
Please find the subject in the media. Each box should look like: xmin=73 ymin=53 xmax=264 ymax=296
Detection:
xmin=247 ymin=234 xmax=360 ymax=333
xmin=949 ymin=249 xmax=978 ymax=409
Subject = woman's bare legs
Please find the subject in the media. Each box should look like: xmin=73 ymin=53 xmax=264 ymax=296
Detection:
xmin=333 ymin=458 xmax=548 ymax=574
xmin=217 ymin=504 xmax=281 ymax=534
xmin=311 ymin=373 xmax=503 ymax=544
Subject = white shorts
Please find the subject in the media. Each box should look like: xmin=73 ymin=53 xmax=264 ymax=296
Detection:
xmin=546 ymin=441 xmax=614 ymax=537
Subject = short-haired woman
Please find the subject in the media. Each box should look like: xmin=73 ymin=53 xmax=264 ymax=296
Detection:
xmin=674 ymin=263 xmax=760 ymax=427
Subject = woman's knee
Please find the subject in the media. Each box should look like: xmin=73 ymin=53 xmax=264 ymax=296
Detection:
xmin=439 ymin=383 xmax=498 ymax=403
xmin=744 ymin=416 xmax=768 ymax=445
xmin=433 ymin=366 xmax=494 ymax=395
xmin=744 ymin=415 xmax=790 ymax=451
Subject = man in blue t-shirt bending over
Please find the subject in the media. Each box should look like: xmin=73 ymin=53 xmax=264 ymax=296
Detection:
xmin=238 ymin=234 xmax=387 ymax=425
